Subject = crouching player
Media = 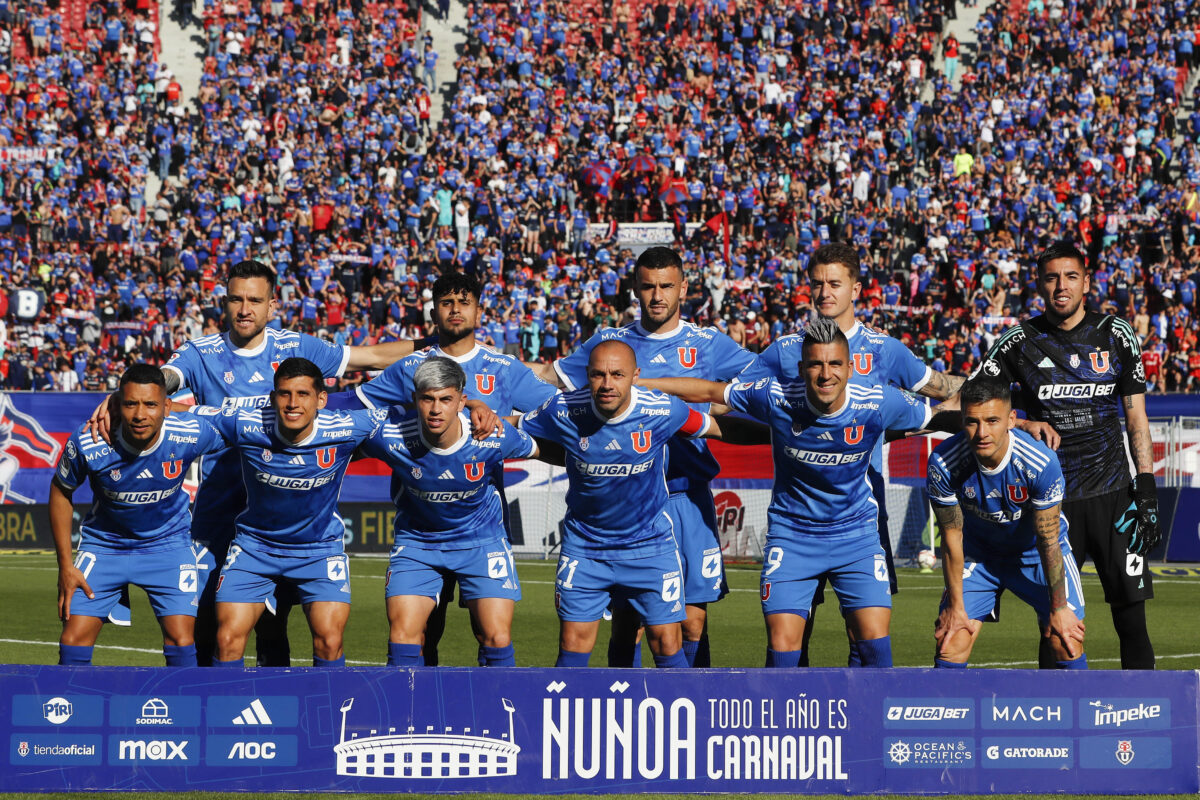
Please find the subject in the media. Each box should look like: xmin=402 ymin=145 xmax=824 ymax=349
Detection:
xmin=927 ymin=378 xmax=1087 ymax=669
xmin=52 ymin=364 xmax=226 ymax=666
xmin=358 ymin=357 xmax=537 ymax=667
xmin=191 ymin=358 xmax=388 ymax=667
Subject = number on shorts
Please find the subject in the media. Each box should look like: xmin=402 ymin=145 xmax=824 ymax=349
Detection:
xmin=488 ymin=555 xmax=509 ymax=579
xmin=556 ymin=556 xmax=579 ymax=589
xmin=73 ymin=551 xmax=97 ymax=579
xmin=701 ymin=552 xmax=722 ymax=579
xmin=223 ymin=544 xmax=243 ymax=570
xmin=661 ymin=575 xmax=681 ymax=603
xmin=764 ymin=546 xmax=784 ymax=576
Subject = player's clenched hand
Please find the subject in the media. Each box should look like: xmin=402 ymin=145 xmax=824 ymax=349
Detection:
xmin=1042 ymin=608 xmax=1085 ymax=659
xmin=57 ymin=565 xmax=94 ymax=621
xmin=466 ymin=401 xmax=500 ymax=440
xmin=1120 ymin=473 xmax=1162 ymax=556
xmin=86 ymin=393 xmax=118 ymax=445
xmin=1017 ymin=419 xmax=1060 ymax=450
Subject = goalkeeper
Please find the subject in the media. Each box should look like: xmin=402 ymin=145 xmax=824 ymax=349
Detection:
xmin=972 ymin=241 xmax=1159 ymax=669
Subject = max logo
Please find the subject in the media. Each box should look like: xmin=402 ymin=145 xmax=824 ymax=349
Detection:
xmin=844 ymin=425 xmax=865 ymax=445
xmin=1090 ymin=350 xmax=1110 ymax=373
xmin=464 ymin=462 xmax=486 ymax=481
xmin=476 ymin=374 xmax=496 ymax=395
xmin=678 ymin=347 xmax=697 ymax=369
xmin=316 ymin=447 xmax=336 ymax=469
xmin=852 ymin=353 xmax=873 ymax=375
xmin=631 ymin=430 xmax=653 ymax=453
xmin=162 ymin=460 xmax=184 ymax=480
xmin=1007 ymin=485 xmax=1029 ymax=503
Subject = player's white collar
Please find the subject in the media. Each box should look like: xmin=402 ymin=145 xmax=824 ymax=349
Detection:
xmin=844 ymin=320 xmax=863 ymax=339
xmin=225 ymin=330 xmax=270 ymax=357
xmin=115 ymin=423 xmax=166 ymax=456
xmin=420 ymin=411 xmax=471 ymax=454
xmin=977 ymin=434 xmax=1015 ymax=475
xmin=636 ymin=319 xmax=685 ymax=339
xmin=593 ymin=386 xmax=640 ymax=424
xmin=434 ymin=343 xmax=481 ymax=363
xmin=806 ymin=390 xmax=850 ymax=418
xmin=272 ymin=412 xmax=320 ymax=448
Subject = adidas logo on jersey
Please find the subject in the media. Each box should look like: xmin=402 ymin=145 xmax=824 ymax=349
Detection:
xmin=248 ymin=371 xmax=266 ymax=383
xmin=605 ymin=440 xmax=622 ymax=451
xmin=288 ymin=455 xmax=304 ymax=465
xmin=817 ymin=431 xmax=834 ymax=441
xmin=987 ymin=489 xmax=1001 ymax=499
xmin=136 ymin=469 xmax=154 ymax=479
xmin=438 ymin=469 xmax=455 ymax=480
xmin=650 ymin=354 xmax=667 ymax=364
xmin=1037 ymin=357 xmax=1054 ymax=369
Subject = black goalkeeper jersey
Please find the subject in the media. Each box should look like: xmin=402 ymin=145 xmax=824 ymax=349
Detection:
xmin=975 ymin=311 xmax=1145 ymax=502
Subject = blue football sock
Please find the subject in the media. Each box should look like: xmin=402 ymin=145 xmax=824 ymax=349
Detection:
xmin=1056 ymin=654 xmax=1088 ymax=670
xmin=631 ymin=642 xmax=642 ymax=667
xmin=58 ymin=644 xmax=93 ymax=666
xmin=681 ymin=639 xmax=700 ymax=668
xmin=213 ymin=657 xmax=244 ymax=668
xmin=387 ymin=642 xmax=423 ymax=667
xmin=479 ymin=644 xmax=515 ymax=666
xmin=607 ymin=637 xmax=638 ymax=667
xmin=765 ymin=648 xmax=803 ymax=668
xmin=693 ymin=634 xmax=711 ymax=668
xmin=314 ymin=655 xmax=345 ymax=668
xmin=163 ymin=644 xmax=197 ymax=667
xmin=555 ymin=649 xmax=591 ymax=667
xmin=653 ymin=649 xmax=689 ymax=668
xmin=847 ymin=644 xmax=862 ymax=667
xmin=935 ymin=658 xmax=968 ymax=669
xmin=856 ymin=636 xmax=893 ymax=667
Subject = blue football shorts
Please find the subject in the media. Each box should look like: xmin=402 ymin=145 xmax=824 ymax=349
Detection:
xmin=760 ymin=526 xmax=892 ymax=618
xmin=942 ymin=538 xmax=1087 ymax=624
xmin=555 ymin=549 xmax=687 ymax=626
xmin=386 ymin=538 xmax=521 ymax=602
xmin=668 ymin=487 xmax=728 ymax=605
xmin=215 ymin=543 xmax=350 ymax=607
xmin=69 ymin=541 xmax=198 ymax=620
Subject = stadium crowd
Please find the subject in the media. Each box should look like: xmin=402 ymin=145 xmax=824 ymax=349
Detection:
xmin=0 ymin=0 xmax=1199 ymax=393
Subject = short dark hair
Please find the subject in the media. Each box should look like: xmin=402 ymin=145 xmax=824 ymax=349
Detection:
xmin=635 ymin=246 xmax=684 ymax=276
xmin=810 ymin=243 xmax=860 ymax=279
xmin=432 ymin=271 xmax=481 ymax=302
xmin=273 ymin=357 xmax=325 ymax=392
xmin=228 ymin=259 xmax=278 ymax=285
xmin=1035 ymin=241 xmax=1087 ymax=275
xmin=961 ymin=376 xmax=1012 ymax=408
xmin=119 ymin=363 xmax=166 ymax=389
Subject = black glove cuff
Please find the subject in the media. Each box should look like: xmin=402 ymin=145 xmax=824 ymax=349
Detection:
xmin=1132 ymin=473 xmax=1157 ymax=502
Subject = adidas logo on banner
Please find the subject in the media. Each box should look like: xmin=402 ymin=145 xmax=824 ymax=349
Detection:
xmin=438 ymin=470 xmax=454 ymax=480
xmin=605 ymin=440 xmax=622 ymax=451
xmin=817 ymin=431 xmax=834 ymax=441
xmin=232 ymin=698 xmax=273 ymax=725
xmin=248 ymin=371 xmax=266 ymax=383
xmin=288 ymin=455 xmax=305 ymax=465
xmin=136 ymin=469 xmax=154 ymax=479
xmin=650 ymin=354 xmax=667 ymax=364
xmin=1037 ymin=357 xmax=1054 ymax=369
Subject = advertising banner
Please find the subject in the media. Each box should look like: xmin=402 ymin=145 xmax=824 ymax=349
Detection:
xmin=2 ymin=666 xmax=1195 ymax=794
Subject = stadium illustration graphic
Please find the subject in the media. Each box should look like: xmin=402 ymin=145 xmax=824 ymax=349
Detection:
xmin=333 ymin=697 xmax=520 ymax=778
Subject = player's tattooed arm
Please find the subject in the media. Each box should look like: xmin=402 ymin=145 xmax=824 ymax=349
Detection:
xmin=918 ymin=370 xmax=965 ymax=401
xmin=1034 ymin=502 xmax=1085 ymax=657
xmin=931 ymin=503 xmax=974 ymax=657
xmin=1122 ymin=394 xmax=1155 ymax=475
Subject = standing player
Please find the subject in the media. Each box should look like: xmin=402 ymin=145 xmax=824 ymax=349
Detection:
xmin=335 ymin=271 xmax=556 ymax=665
xmin=528 ymin=246 xmax=755 ymax=668
xmin=973 ymin=241 xmax=1159 ymax=669
xmin=642 ymin=318 xmax=954 ymax=667
xmin=359 ymin=358 xmax=538 ymax=668
xmin=518 ymin=340 xmax=739 ymax=668
xmin=52 ymin=365 xmax=225 ymax=667
xmin=91 ymin=259 xmax=418 ymax=666
xmin=927 ymin=378 xmax=1087 ymax=669
xmin=190 ymin=358 xmax=388 ymax=667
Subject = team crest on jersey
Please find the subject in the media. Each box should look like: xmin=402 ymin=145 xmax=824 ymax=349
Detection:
xmin=261 ymin=449 xmax=273 ymax=462
xmin=476 ymin=374 xmax=496 ymax=395
xmin=316 ymin=447 xmax=336 ymax=469
xmin=1090 ymin=350 xmax=1110 ymax=373
xmin=1007 ymin=484 xmax=1029 ymax=503
xmin=270 ymin=361 xmax=280 ymax=371
xmin=965 ymin=485 xmax=976 ymax=499
xmin=844 ymin=425 xmax=865 ymax=445
xmin=223 ymin=371 xmax=235 ymax=384
xmin=109 ymin=468 xmax=121 ymax=481
xmin=411 ymin=467 xmax=422 ymax=479
xmin=760 ymin=582 xmax=771 ymax=601
xmin=852 ymin=353 xmax=873 ymax=375
xmin=631 ymin=430 xmax=652 ymax=453
xmin=464 ymin=461 xmax=486 ymax=481
xmin=162 ymin=460 xmax=183 ymax=479
xmin=1069 ymin=353 xmax=1080 ymax=368
xmin=579 ymin=436 xmax=589 ymax=451
xmin=677 ymin=347 xmax=697 ymax=368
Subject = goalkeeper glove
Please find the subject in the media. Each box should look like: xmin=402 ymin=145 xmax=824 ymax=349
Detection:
xmin=1116 ymin=473 xmax=1161 ymax=557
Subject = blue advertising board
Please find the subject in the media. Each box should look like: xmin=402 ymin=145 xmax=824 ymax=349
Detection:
xmin=2 ymin=666 xmax=1196 ymax=794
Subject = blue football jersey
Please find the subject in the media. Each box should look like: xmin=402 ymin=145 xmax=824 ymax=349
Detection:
xmin=164 ymin=328 xmax=351 ymax=546
xmin=739 ymin=321 xmax=932 ymax=473
xmin=197 ymin=406 xmax=387 ymax=556
xmin=54 ymin=415 xmax=225 ymax=551
xmin=356 ymin=343 xmax=556 ymax=414
xmin=359 ymin=410 xmax=536 ymax=548
xmin=519 ymin=387 xmax=710 ymax=559
xmin=554 ymin=321 xmax=755 ymax=491
xmin=724 ymin=379 xmax=932 ymax=534
xmin=927 ymin=428 xmax=1066 ymax=563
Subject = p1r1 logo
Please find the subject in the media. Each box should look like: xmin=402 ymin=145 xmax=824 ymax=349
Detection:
xmin=42 ymin=698 xmax=72 ymax=725
xmin=884 ymin=698 xmax=974 ymax=729
xmin=11 ymin=695 xmax=103 ymax=727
